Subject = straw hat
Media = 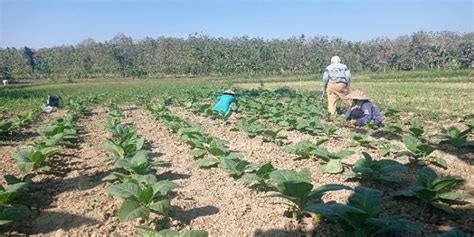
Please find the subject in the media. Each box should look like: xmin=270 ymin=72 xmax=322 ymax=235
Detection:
xmin=346 ymin=90 xmax=370 ymax=100
xmin=223 ymin=89 xmax=236 ymax=95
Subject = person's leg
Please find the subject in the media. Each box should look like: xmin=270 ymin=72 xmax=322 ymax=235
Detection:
xmin=331 ymin=83 xmax=351 ymax=109
xmin=326 ymin=83 xmax=339 ymax=115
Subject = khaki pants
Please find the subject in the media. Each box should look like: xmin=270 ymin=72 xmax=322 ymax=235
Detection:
xmin=326 ymin=82 xmax=351 ymax=115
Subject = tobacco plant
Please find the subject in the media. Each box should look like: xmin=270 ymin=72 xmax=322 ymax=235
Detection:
xmin=402 ymin=135 xmax=447 ymax=168
xmin=13 ymin=147 xmax=59 ymax=172
xmin=240 ymin=163 xmax=276 ymax=192
xmin=313 ymin=148 xmax=354 ymax=174
xmin=346 ymin=152 xmax=407 ymax=183
xmin=106 ymin=180 xmax=177 ymax=222
xmin=439 ymin=126 xmax=473 ymax=150
xmin=309 ymin=187 xmax=421 ymax=237
xmin=135 ymin=226 xmax=208 ymax=237
xmin=392 ymin=167 xmax=466 ymax=214
xmin=269 ymin=168 xmax=350 ymax=219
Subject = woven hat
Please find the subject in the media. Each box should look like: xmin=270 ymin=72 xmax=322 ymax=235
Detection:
xmin=223 ymin=89 xmax=236 ymax=95
xmin=346 ymin=90 xmax=370 ymax=100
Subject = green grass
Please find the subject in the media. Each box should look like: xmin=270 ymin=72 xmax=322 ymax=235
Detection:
xmin=1 ymin=72 xmax=473 ymax=120
xmin=235 ymin=80 xmax=474 ymax=119
xmin=0 ymin=79 xmax=222 ymax=114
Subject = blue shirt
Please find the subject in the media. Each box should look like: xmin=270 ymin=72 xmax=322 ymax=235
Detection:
xmin=344 ymin=101 xmax=383 ymax=126
xmin=213 ymin=94 xmax=237 ymax=115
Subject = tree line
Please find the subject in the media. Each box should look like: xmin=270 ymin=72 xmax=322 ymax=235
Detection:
xmin=0 ymin=31 xmax=472 ymax=80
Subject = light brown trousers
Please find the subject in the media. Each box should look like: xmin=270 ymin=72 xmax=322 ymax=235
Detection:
xmin=326 ymin=82 xmax=352 ymax=115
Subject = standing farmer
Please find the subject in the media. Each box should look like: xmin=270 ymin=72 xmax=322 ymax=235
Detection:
xmin=322 ymin=56 xmax=352 ymax=115
xmin=213 ymin=90 xmax=237 ymax=116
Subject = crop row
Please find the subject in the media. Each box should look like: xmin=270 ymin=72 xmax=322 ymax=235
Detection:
xmin=164 ymin=89 xmax=471 ymax=235
xmin=142 ymin=100 xmax=470 ymax=236
xmin=1 ymin=98 xmax=88 ymax=227
xmin=101 ymin=104 xmax=207 ymax=237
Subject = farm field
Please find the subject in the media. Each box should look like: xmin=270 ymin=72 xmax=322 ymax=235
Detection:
xmin=1 ymin=75 xmax=473 ymax=236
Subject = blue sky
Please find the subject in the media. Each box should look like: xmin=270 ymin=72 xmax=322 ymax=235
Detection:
xmin=0 ymin=0 xmax=472 ymax=48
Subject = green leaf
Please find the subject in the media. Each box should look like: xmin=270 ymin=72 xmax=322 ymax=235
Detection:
xmin=138 ymin=187 xmax=154 ymax=205
xmin=196 ymin=159 xmax=219 ymax=168
xmin=0 ymin=205 xmax=30 ymax=224
xmin=190 ymin=148 xmax=207 ymax=158
xmin=437 ymin=191 xmax=466 ymax=201
xmin=118 ymin=200 xmax=150 ymax=222
xmin=106 ymin=183 xmax=141 ymax=199
xmin=430 ymin=157 xmax=448 ymax=169
xmin=432 ymin=177 xmax=464 ymax=192
xmin=269 ymin=168 xmax=311 ymax=190
xmin=348 ymin=187 xmax=383 ymax=217
xmin=431 ymin=202 xmax=454 ymax=214
xmin=149 ymin=199 xmax=171 ymax=214
xmin=152 ymin=180 xmax=177 ymax=196
xmin=320 ymin=159 xmax=343 ymax=174
xmin=308 ymin=184 xmax=352 ymax=200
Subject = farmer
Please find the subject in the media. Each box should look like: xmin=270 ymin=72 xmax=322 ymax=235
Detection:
xmin=344 ymin=90 xmax=384 ymax=127
xmin=322 ymin=56 xmax=352 ymax=115
xmin=43 ymin=95 xmax=62 ymax=113
xmin=213 ymin=90 xmax=237 ymax=116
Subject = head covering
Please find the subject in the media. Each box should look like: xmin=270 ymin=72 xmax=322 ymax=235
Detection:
xmin=346 ymin=90 xmax=370 ymax=100
xmin=331 ymin=56 xmax=341 ymax=64
xmin=223 ymin=89 xmax=236 ymax=95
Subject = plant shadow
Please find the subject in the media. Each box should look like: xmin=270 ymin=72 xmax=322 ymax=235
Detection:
xmin=171 ymin=205 xmax=220 ymax=225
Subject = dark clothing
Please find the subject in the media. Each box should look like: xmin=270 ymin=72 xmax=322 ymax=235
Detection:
xmin=47 ymin=96 xmax=61 ymax=107
xmin=344 ymin=101 xmax=383 ymax=126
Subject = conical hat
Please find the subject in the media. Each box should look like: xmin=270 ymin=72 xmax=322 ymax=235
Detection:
xmin=346 ymin=90 xmax=370 ymax=100
xmin=223 ymin=89 xmax=236 ymax=95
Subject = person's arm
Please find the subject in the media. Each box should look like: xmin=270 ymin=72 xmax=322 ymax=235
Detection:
xmin=344 ymin=108 xmax=352 ymax=120
xmin=345 ymin=67 xmax=352 ymax=85
xmin=355 ymin=103 xmax=372 ymax=126
xmin=371 ymin=105 xmax=384 ymax=124
xmin=323 ymin=70 xmax=329 ymax=91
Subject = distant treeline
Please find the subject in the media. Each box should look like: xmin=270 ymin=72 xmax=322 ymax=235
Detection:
xmin=0 ymin=31 xmax=472 ymax=80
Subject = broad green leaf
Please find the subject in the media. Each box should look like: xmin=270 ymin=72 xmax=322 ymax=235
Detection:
xmin=118 ymin=200 xmax=150 ymax=222
xmin=431 ymin=202 xmax=454 ymax=214
xmin=149 ymin=199 xmax=171 ymax=214
xmin=190 ymin=148 xmax=206 ymax=158
xmin=0 ymin=205 xmax=30 ymax=224
xmin=432 ymin=177 xmax=464 ymax=192
xmin=348 ymin=187 xmax=382 ymax=217
xmin=106 ymin=183 xmax=141 ymax=199
xmin=138 ymin=187 xmax=154 ymax=205
xmin=152 ymin=180 xmax=177 ymax=196
xmin=196 ymin=159 xmax=219 ymax=168
xmin=437 ymin=191 xmax=466 ymax=201
xmin=320 ymin=159 xmax=343 ymax=174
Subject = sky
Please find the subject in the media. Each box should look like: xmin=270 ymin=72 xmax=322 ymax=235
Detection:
xmin=0 ymin=0 xmax=473 ymax=48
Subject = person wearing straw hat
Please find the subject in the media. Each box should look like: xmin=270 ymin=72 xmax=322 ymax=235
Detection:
xmin=213 ymin=89 xmax=238 ymax=116
xmin=322 ymin=56 xmax=352 ymax=115
xmin=344 ymin=90 xmax=384 ymax=126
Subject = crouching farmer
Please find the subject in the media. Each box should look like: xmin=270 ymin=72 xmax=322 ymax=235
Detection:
xmin=344 ymin=90 xmax=383 ymax=127
xmin=43 ymin=95 xmax=62 ymax=113
xmin=213 ymin=90 xmax=237 ymax=116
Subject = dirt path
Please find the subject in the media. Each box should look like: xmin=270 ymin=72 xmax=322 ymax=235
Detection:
xmin=123 ymin=106 xmax=311 ymax=236
xmin=169 ymin=106 xmax=474 ymax=235
xmin=5 ymin=107 xmax=137 ymax=236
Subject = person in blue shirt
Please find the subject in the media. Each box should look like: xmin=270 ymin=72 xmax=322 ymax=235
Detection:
xmin=213 ymin=90 xmax=237 ymax=116
xmin=344 ymin=90 xmax=384 ymax=127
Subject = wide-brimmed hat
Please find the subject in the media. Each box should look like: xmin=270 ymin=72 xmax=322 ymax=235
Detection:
xmin=346 ymin=90 xmax=370 ymax=100
xmin=223 ymin=89 xmax=236 ymax=95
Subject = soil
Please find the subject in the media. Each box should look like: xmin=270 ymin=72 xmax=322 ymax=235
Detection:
xmin=1 ymin=105 xmax=472 ymax=236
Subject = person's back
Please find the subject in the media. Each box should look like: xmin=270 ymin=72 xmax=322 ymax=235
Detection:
xmin=325 ymin=63 xmax=351 ymax=84
xmin=213 ymin=90 xmax=237 ymax=115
